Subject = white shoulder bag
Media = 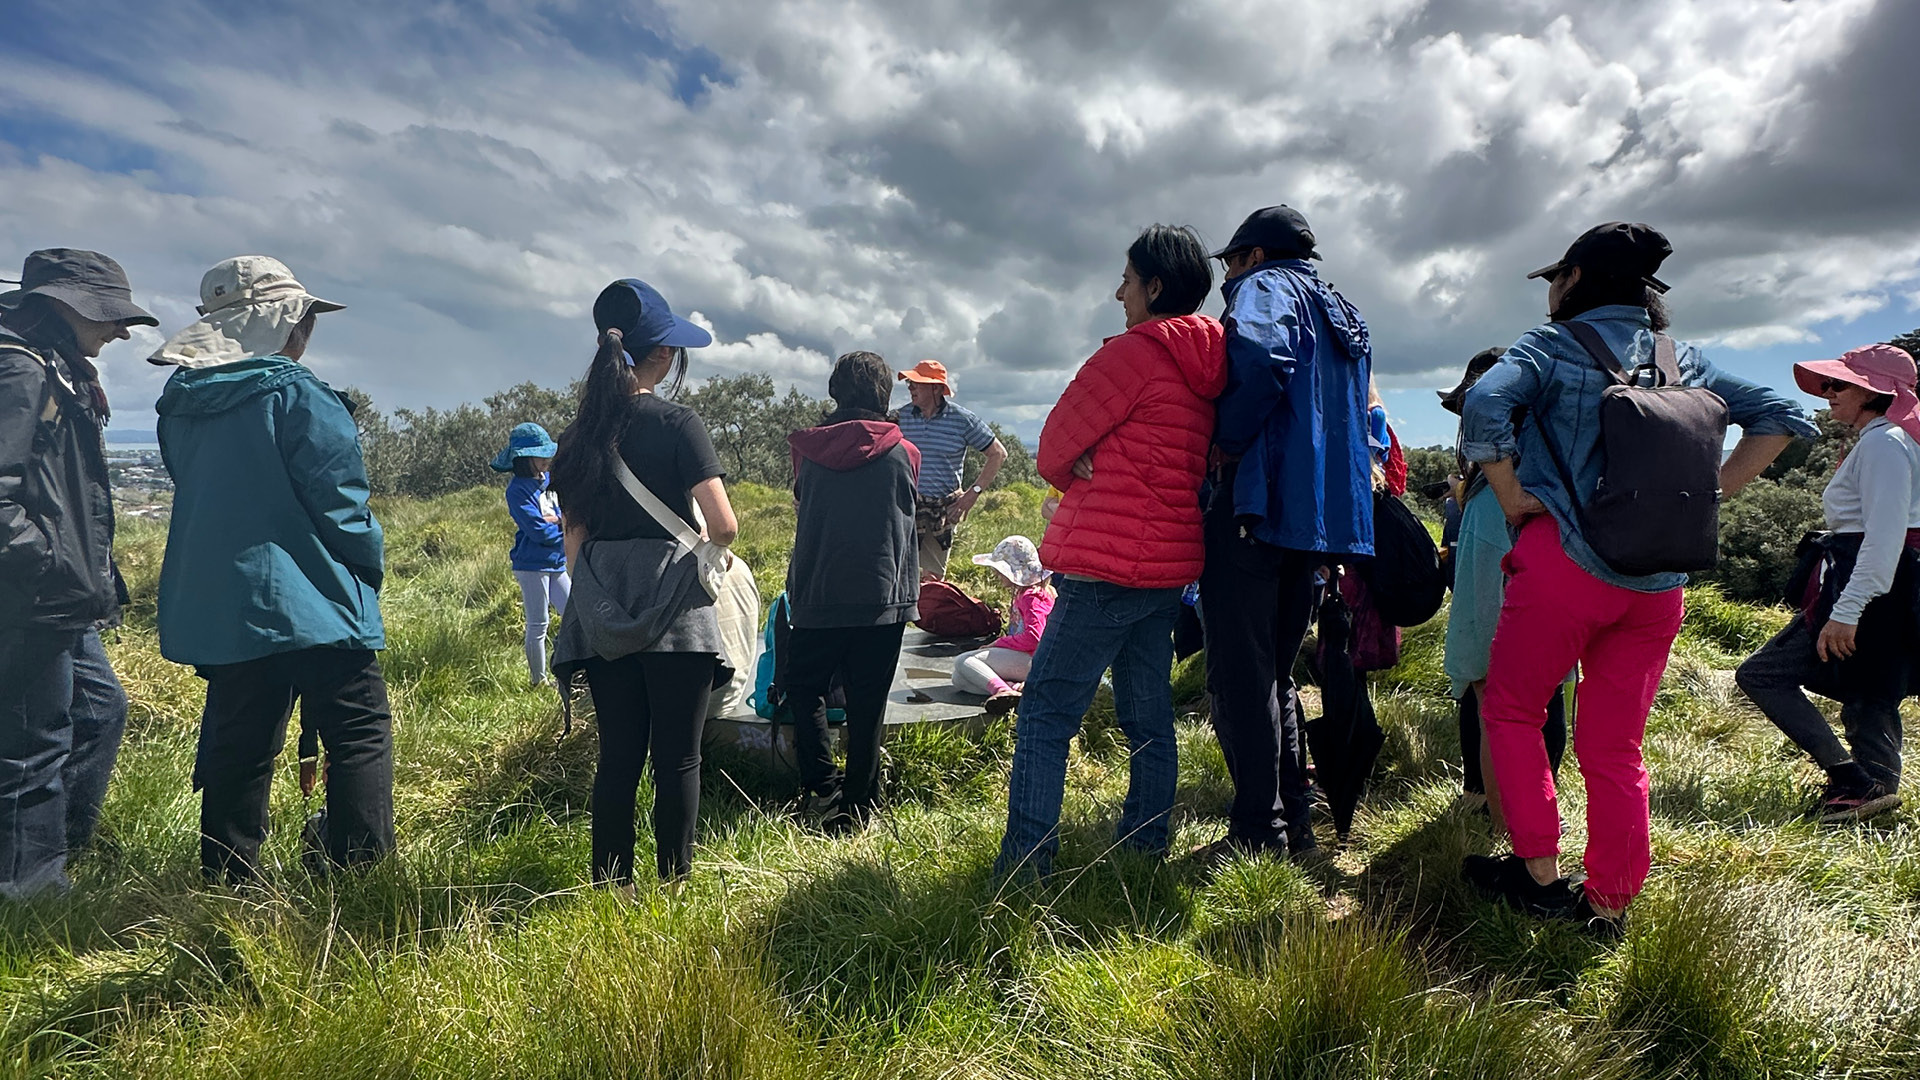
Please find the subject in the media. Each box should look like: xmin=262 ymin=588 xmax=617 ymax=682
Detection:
xmin=611 ymin=457 xmax=730 ymax=599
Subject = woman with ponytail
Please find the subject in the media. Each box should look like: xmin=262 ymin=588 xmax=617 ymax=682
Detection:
xmin=548 ymin=279 xmax=737 ymax=886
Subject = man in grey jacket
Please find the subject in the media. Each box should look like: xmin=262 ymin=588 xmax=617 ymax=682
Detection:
xmin=0 ymin=249 xmax=156 ymax=898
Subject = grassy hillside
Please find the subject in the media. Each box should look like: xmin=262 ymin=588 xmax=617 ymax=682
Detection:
xmin=1 ymin=484 xmax=1915 ymax=1078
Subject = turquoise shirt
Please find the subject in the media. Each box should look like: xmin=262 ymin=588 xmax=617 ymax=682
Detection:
xmin=156 ymin=356 xmax=385 ymax=665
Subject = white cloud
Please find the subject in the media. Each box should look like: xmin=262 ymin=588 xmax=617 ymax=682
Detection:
xmin=2 ymin=0 xmax=1914 ymax=449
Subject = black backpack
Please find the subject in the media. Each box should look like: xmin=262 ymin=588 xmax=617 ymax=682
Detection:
xmin=1535 ymin=323 xmax=1729 ymax=576
xmin=1361 ymin=490 xmax=1446 ymax=627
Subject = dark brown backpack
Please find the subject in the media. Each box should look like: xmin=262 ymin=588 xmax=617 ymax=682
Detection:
xmin=1534 ymin=323 xmax=1730 ymax=576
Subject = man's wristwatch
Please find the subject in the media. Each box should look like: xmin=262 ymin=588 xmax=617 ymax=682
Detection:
xmin=968 ymin=484 xmax=983 ymax=495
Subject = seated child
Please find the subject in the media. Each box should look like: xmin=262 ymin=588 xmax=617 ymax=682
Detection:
xmin=951 ymin=535 xmax=1054 ymax=715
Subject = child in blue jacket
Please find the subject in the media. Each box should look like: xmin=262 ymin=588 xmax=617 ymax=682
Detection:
xmin=492 ymin=423 xmax=570 ymax=686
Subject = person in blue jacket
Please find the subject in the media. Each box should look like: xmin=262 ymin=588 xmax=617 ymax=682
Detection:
xmin=1196 ymin=205 xmax=1375 ymax=863
xmin=150 ymin=256 xmax=393 ymax=883
xmin=491 ymin=423 xmax=570 ymax=686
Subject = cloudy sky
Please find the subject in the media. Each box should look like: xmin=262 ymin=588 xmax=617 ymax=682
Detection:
xmin=4 ymin=0 xmax=1917 ymax=448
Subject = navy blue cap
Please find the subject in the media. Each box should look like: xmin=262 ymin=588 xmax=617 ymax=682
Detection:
xmin=592 ymin=278 xmax=713 ymax=350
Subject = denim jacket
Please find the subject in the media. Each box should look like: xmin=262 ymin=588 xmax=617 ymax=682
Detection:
xmin=1460 ymin=305 xmax=1816 ymax=593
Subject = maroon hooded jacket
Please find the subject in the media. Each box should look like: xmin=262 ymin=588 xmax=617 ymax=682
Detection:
xmin=787 ymin=419 xmax=922 ymax=628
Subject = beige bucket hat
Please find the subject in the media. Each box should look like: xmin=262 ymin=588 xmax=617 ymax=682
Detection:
xmin=149 ymin=255 xmax=344 ymax=368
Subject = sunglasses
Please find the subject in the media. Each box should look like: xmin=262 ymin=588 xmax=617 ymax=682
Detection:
xmin=1817 ymin=378 xmax=1859 ymax=395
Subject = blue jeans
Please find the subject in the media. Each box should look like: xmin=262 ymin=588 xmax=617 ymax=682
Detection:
xmin=66 ymin=630 xmax=128 ymax=854
xmin=1 ymin=628 xmax=82 ymax=898
xmin=995 ymin=578 xmax=1182 ymax=879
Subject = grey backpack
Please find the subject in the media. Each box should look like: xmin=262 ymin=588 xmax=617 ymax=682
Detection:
xmin=1534 ymin=323 xmax=1730 ymax=576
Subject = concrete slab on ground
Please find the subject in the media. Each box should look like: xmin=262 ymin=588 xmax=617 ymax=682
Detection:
xmin=705 ymin=628 xmax=997 ymax=782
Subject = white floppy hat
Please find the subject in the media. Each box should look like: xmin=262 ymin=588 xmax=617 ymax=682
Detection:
xmin=149 ymin=255 xmax=344 ymax=368
xmin=971 ymin=535 xmax=1048 ymax=587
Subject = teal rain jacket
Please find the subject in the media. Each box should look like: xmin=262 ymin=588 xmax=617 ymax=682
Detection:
xmin=155 ymin=356 xmax=385 ymax=666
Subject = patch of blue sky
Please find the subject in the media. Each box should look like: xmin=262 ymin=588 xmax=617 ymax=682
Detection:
xmin=524 ymin=2 xmax=733 ymax=106
xmin=0 ymin=108 xmax=166 ymax=178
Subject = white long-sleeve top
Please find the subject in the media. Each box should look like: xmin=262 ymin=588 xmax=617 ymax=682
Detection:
xmin=1822 ymin=416 xmax=1920 ymax=624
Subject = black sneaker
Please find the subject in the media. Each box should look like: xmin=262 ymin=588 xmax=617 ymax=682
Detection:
xmin=1461 ymin=853 xmax=1579 ymax=918
xmin=1817 ymin=785 xmax=1902 ymax=824
xmin=1187 ymin=833 xmax=1286 ymax=868
xmin=1558 ymin=889 xmax=1626 ymax=940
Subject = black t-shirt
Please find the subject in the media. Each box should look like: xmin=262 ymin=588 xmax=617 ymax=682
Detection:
xmin=589 ymin=394 xmax=725 ymax=541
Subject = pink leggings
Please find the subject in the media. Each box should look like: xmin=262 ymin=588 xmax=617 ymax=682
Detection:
xmin=1483 ymin=517 xmax=1684 ymax=910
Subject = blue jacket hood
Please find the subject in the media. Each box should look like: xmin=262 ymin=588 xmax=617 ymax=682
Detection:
xmin=1224 ymin=260 xmax=1370 ymax=362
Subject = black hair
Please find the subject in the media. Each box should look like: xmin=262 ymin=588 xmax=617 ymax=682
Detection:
xmin=548 ymin=327 xmax=641 ymax=534
xmin=1552 ymin=270 xmax=1672 ymax=332
xmin=1865 ymin=392 xmax=1896 ymax=414
xmin=1127 ymin=224 xmax=1212 ymax=316
xmin=823 ymin=350 xmax=896 ymax=424
xmin=511 ymin=456 xmax=542 ymax=478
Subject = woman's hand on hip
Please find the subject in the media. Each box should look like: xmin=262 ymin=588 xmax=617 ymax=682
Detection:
xmin=1816 ymin=619 xmax=1859 ymax=663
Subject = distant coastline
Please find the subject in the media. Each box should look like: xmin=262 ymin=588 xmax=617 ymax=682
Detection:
xmin=106 ymin=429 xmax=160 ymax=451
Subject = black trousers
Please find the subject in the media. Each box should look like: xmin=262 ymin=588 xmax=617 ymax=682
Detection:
xmin=581 ymin=651 xmax=715 ymax=883
xmin=1459 ymin=686 xmax=1568 ymax=794
xmin=196 ymin=647 xmax=394 ymax=881
xmin=1736 ymin=617 xmax=1905 ymax=791
xmin=788 ymin=622 xmax=907 ymax=809
xmin=1199 ymin=475 xmax=1318 ymax=847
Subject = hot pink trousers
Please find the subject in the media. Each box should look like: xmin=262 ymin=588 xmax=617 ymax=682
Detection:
xmin=1483 ymin=517 xmax=1684 ymax=910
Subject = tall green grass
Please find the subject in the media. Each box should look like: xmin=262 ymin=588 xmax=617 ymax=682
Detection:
xmin=0 ymin=485 xmax=1912 ymax=1078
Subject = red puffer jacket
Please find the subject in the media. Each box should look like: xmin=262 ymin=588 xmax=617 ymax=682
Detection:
xmin=1037 ymin=314 xmax=1228 ymax=588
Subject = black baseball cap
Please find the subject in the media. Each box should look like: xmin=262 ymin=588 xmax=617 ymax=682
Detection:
xmin=1526 ymin=222 xmax=1673 ymax=293
xmin=1210 ymin=205 xmax=1321 ymax=261
xmin=0 ymin=248 xmax=157 ymax=326
xmin=1437 ymin=346 xmax=1507 ymax=415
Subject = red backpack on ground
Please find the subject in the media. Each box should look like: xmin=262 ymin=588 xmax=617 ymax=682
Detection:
xmin=915 ymin=580 xmax=1003 ymax=639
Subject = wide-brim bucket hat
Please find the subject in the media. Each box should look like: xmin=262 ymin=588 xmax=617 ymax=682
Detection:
xmin=898 ymin=359 xmax=953 ymax=396
xmin=149 ymin=255 xmax=344 ymax=368
xmin=0 ymin=248 xmax=157 ymax=326
xmin=972 ymin=535 xmax=1048 ymax=587
xmin=490 ymin=422 xmax=560 ymax=471
xmin=1794 ymin=344 xmax=1920 ymax=441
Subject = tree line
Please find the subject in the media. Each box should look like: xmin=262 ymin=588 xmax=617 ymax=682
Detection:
xmin=345 ymin=372 xmax=1042 ymax=501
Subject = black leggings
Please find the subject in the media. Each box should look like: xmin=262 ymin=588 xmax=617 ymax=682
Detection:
xmin=581 ymin=652 xmax=715 ymax=883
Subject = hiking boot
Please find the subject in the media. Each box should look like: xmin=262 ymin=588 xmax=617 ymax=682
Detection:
xmin=984 ymin=688 xmax=1022 ymax=717
xmin=1817 ymin=785 xmax=1902 ymax=824
xmin=1462 ymin=853 xmax=1579 ymax=918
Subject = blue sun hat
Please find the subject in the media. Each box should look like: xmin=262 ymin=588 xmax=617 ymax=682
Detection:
xmin=490 ymin=422 xmax=559 ymax=472
xmin=592 ymin=278 xmax=713 ymax=351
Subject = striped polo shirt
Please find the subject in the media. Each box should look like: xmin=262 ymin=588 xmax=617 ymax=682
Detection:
xmin=897 ymin=400 xmax=995 ymax=497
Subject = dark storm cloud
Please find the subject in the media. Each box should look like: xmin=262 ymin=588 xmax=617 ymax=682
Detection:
xmin=2 ymin=0 xmax=1914 ymax=426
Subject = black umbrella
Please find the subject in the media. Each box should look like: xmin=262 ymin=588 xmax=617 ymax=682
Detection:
xmin=1304 ymin=588 xmax=1386 ymax=841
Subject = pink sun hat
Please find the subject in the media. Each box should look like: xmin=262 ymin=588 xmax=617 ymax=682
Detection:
xmin=1793 ymin=344 xmax=1920 ymax=441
